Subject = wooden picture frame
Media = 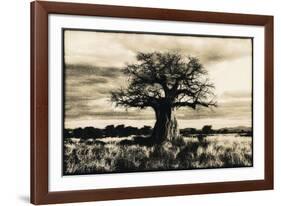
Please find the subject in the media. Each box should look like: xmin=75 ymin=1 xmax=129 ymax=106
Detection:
xmin=31 ymin=1 xmax=273 ymax=204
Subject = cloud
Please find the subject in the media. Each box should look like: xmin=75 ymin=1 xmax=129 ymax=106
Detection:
xmin=80 ymin=77 xmax=108 ymax=85
xmin=112 ymin=32 xmax=252 ymax=65
xmin=66 ymin=110 xmax=147 ymax=119
xmin=65 ymin=64 xmax=123 ymax=78
xmin=221 ymin=91 xmax=252 ymax=99
xmin=64 ymin=63 xmax=128 ymax=121
xmin=64 ymin=64 xmax=252 ymax=124
xmin=65 ymin=30 xmax=252 ymax=67
xmin=176 ymin=100 xmax=252 ymax=120
xmin=63 ymin=30 xmax=252 ymax=128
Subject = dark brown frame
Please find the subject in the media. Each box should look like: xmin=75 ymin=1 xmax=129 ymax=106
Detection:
xmin=31 ymin=1 xmax=274 ymax=204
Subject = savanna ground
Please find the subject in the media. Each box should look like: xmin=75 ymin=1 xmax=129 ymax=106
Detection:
xmin=63 ymin=134 xmax=253 ymax=175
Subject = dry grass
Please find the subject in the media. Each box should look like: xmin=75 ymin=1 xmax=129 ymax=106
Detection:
xmin=63 ymin=134 xmax=252 ymax=175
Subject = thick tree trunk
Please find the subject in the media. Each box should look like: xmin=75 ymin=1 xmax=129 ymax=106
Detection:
xmin=152 ymin=105 xmax=179 ymax=143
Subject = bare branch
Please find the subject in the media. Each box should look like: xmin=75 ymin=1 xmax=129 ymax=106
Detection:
xmin=111 ymin=51 xmax=217 ymax=111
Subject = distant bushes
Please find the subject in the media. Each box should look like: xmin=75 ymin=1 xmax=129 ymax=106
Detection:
xmin=64 ymin=125 xmax=153 ymax=139
xmin=180 ymin=125 xmax=252 ymax=136
xmin=64 ymin=125 xmax=253 ymax=140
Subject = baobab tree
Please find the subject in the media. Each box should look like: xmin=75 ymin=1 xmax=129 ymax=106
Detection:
xmin=111 ymin=52 xmax=217 ymax=143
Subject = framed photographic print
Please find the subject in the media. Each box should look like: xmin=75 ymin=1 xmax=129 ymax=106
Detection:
xmin=31 ymin=1 xmax=274 ymax=204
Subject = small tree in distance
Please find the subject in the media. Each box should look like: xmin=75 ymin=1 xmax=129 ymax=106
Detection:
xmin=111 ymin=51 xmax=217 ymax=143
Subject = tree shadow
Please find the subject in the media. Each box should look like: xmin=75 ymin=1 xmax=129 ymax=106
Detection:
xmin=119 ymin=135 xmax=155 ymax=146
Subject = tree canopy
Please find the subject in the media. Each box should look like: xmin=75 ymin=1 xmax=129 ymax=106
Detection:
xmin=111 ymin=51 xmax=217 ymax=111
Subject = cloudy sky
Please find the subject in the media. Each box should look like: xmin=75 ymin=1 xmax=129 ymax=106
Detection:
xmin=64 ymin=30 xmax=252 ymax=129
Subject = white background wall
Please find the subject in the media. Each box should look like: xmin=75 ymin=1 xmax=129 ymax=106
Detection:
xmin=0 ymin=0 xmax=279 ymax=205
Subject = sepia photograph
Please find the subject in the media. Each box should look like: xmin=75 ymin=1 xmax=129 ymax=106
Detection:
xmin=63 ymin=29 xmax=253 ymax=175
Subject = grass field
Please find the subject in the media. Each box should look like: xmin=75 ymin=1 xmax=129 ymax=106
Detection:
xmin=63 ymin=134 xmax=253 ymax=175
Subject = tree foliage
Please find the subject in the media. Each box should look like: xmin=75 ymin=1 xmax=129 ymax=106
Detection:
xmin=111 ymin=51 xmax=217 ymax=111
